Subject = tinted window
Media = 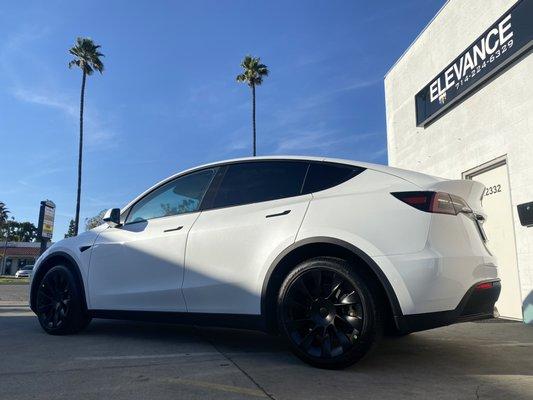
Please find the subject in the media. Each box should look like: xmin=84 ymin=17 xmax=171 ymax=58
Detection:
xmin=126 ymin=168 xmax=216 ymax=223
xmin=303 ymin=163 xmax=364 ymax=193
xmin=212 ymin=161 xmax=308 ymax=208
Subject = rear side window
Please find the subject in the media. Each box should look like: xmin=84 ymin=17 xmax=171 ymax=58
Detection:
xmin=302 ymin=163 xmax=364 ymax=194
xmin=212 ymin=161 xmax=308 ymax=208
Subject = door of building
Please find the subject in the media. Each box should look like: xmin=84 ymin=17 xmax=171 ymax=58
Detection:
xmin=466 ymin=160 xmax=522 ymax=320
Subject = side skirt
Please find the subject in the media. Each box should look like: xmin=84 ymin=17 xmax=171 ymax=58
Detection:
xmin=88 ymin=310 xmax=267 ymax=332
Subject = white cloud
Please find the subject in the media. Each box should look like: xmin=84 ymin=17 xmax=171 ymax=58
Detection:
xmin=12 ymin=86 xmax=118 ymax=150
xmin=12 ymin=88 xmax=76 ymax=116
xmin=3 ymin=27 xmax=119 ymax=151
xmin=275 ymin=131 xmax=378 ymax=153
xmin=368 ymin=147 xmax=387 ymax=161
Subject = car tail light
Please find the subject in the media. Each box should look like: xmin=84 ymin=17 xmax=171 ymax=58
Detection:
xmin=475 ymin=282 xmax=494 ymax=291
xmin=391 ymin=191 xmax=470 ymax=215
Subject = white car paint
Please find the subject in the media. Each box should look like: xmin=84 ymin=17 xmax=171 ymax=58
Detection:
xmin=88 ymin=212 xmax=199 ymax=311
xmin=183 ymin=193 xmax=312 ymax=314
xmin=30 ymin=156 xmax=498 ymax=321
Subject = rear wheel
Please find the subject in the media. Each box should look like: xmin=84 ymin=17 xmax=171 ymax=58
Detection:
xmin=277 ymin=257 xmax=383 ymax=369
xmin=36 ymin=265 xmax=91 ymax=335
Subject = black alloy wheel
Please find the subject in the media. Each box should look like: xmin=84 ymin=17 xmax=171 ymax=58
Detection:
xmin=278 ymin=257 xmax=382 ymax=369
xmin=36 ymin=265 xmax=91 ymax=335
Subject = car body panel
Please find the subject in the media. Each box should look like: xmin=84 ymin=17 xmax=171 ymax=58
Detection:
xmin=183 ymin=194 xmax=312 ymax=314
xmin=88 ymin=212 xmax=200 ymax=311
xmin=30 ymin=226 xmax=104 ymax=308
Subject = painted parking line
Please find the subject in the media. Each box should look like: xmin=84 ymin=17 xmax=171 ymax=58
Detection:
xmin=0 ymin=306 xmax=32 ymax=317
xmin=76 ymin=352 xmax=221 ymax=361
xmin=77 ymin=351 xmax=284 ymax=362
xmin=161 ymin=377 xmax=267 ymax=398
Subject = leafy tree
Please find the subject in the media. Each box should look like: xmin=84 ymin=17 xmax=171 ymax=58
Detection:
xmin=11 ymin=221 xmax=37 ymax=242
xmin=1 ymin=220 xmax=37 ymax=242
xmin=65 ymin=219 xmax=76 ymax=238
xmin=160 ymin=199 xmax=196 ymax=216
xmin=85 ymin=210 xmax=106 ymax=231
xmin=68 ymin=37 xmax=105 ymax=236
xmin=236 ymin=55 xmax=269 ymax=156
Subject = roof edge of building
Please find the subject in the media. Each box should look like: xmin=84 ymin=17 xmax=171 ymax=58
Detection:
xmin=384 ymin=0 xmax=451 ymax=79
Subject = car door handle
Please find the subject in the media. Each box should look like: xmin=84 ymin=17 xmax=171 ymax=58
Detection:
xmin=164 ymin=226 xmax=183 ymax=232
xmin=266 ymin=210 xmax=291 ymax=218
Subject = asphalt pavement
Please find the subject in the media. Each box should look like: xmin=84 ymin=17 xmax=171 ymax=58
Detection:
xmin=1 ymin=284 xmax=532 ymax=400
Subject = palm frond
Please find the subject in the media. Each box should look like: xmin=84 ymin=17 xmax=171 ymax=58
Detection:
xmin=68 ymin=37 xmax=105 ymax=75
xmin=236 ymin=54 xmax=269 ymax=87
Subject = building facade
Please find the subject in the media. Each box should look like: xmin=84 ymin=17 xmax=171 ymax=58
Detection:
xmin=0 ymin=242 xmax=46 ymax=275
xmin=385 ymin=0 xmax=532 ymax=322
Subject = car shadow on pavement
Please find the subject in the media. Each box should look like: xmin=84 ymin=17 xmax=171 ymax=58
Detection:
xmin=2 ymin=314 xmax=532 ymax=399
xmin=78 ymin=317 xmax=533 ymax=377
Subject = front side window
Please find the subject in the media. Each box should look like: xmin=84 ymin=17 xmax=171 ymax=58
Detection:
xmin=212 ymin=161 xmax=308 ymax=208
xmin=126 ymin=168 xmax=216 ymax=223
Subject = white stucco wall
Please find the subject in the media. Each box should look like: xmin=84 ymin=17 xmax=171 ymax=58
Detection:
xmin=385 ymin=0 xmax=533 ymax=317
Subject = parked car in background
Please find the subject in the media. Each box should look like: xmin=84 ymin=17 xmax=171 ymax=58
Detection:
xmin=15 ymin=265 xmax=34 ymax=278
xmin=29 ymin=156 xmax=500 ymax=369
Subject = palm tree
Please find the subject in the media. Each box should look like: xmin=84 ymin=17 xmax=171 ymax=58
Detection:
xmin=236 ymin=55 xmax=269 ymax=156
xmin=0 ymin=202 xmax=8 ymax=227
xmin=0 ymin=202 xmax=9 ymax=275
xmin=68 ymin=37 xmax=104 ymax=235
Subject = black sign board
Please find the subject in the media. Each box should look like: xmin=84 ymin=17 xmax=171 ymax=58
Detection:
xmin=37 ymin=200 xmax=55 ymax=255
xmin=37 ymin=200 xmax=55 ymax=239
xmin=415 ymin=0 xmax=533 ymax=127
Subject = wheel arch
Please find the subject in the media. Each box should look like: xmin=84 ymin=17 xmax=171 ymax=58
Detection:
xmin=30 ymin=251 xmax=88 ymax=313
xmin=261 ymin=237 xmax=403 ymax=333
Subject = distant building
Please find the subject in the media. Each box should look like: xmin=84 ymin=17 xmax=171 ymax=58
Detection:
xmin=0 ymin=242 xmax=51 ymax=275
xmin=385 ymin=0 xmax=532 ymax=321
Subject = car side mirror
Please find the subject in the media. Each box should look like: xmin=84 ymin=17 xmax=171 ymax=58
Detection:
xmin=103 ymin=208 xmax=121 ymax=228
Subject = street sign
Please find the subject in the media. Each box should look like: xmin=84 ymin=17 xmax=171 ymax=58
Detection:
xmin=38 ymin=200 xmax=56 ymax=240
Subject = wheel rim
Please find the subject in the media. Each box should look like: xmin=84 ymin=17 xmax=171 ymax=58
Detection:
xmin=37 ymin=270 xmax=72 ymax=329
xmin=282 ymin=268 xmax=365 ymax=359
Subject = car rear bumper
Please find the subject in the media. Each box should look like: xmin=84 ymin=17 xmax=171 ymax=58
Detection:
xmin=394 ymin=279 xmax=501 ymax=334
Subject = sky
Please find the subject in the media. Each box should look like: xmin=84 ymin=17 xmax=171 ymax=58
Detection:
xmin=0 ymin=0 xmax=445 ymax=240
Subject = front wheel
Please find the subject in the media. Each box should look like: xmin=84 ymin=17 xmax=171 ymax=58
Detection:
xmin=277 ymin=257 xmax=383 ymax=369
xmin=36 ymin=265 xmax=91 ymax=335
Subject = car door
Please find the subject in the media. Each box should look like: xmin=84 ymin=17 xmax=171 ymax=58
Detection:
xmin=183 ymin=160 xmax=312 ymax=315
xmin=88 ymin=168 xmax=217 ymax=312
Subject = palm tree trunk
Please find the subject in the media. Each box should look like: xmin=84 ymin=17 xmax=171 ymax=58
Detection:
xmin=252 ymin=83 xmax=256 ymax=157
xmin=74 ymin=70 xmax=86 ymax=236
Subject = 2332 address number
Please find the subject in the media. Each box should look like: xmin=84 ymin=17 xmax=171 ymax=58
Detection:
xmin=484 ymin=184 xmax=501 ymax=197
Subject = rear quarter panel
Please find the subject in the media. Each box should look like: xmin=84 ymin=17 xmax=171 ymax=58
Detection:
xmin=296 ymin=169 xmax=433 ymax=315
xmin=297 ymin=169 xmax=431 ymax=257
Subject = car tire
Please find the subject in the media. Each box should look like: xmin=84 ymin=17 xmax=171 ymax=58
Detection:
xmin=35 ymin=265 xmax=91 ymax=335
xmin=277 ymin=257 xmax=383 ymax=369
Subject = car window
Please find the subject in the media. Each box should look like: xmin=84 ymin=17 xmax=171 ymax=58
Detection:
xmin=212 ymin=161 xmax=308 ymax=208
xmin=302 ymin=162 xmax=365 ymax=193
xmin=126 ymin=168 xmax=216 ymax=223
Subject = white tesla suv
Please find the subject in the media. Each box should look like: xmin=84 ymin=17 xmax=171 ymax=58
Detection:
xmin=30 ymin=156 xmax=500 ymax=368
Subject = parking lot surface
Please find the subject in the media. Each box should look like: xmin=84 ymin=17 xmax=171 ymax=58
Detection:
xmin=1 ymin=284 xmax=532 ymax=400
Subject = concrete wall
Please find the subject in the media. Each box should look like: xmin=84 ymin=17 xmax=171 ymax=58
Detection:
xmin=385 ymin=0 xmax=533 ymax=316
